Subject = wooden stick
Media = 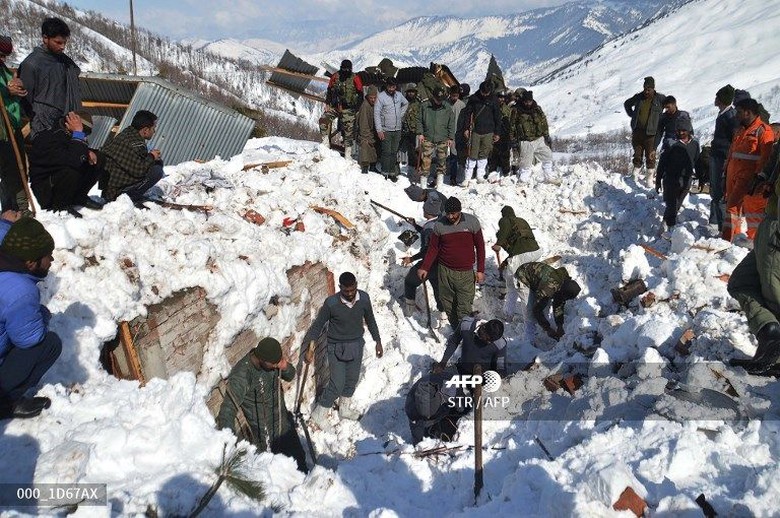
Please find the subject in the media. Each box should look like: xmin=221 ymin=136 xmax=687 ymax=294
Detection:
xmin=640 ymin=244 xmax=668 ymax=260
xmin=0 ymin=90 xmax=35 ymax=216
xmin=559 ymin=209 xmax=587 ymax=215
xmin=242 ymin=160 xmax=293 ymax=172
xmin=119 ymin=321 xmax=146 ymax=386
xmin=81 ymin=101 xmax=129 ymax=109
xmin=473 ymin=364 xmax=484 ymax=504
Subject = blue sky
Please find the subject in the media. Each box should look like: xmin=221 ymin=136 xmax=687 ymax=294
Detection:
xmin=62 ymin=0 xmax=569 ymax=41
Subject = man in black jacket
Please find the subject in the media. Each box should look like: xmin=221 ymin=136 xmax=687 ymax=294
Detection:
xmin=709 ymin=84 xmax=737 ymax=231
xmin=461 ymin=81 xmax=500 ymax=184
xmin=655 ymin=117 xmax=700 ymax=236
xmin=28 ymin=111 xmax=104 ymax=217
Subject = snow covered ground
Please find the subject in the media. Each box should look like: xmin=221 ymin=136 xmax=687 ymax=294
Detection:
xmin=1 ymin=136 xmax=778 ymax=517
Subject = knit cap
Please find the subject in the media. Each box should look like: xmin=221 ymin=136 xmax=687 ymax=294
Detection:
xmin=716 ymin=84 xmax=735 ymax=106
xmin=444 ymin=197 xmax=462 ymax=213
xmin=253 ymin=337 xmax=282 ymax=363
xmin=0 ymin=217 xmax=55 ymax=261
xmin=423 ymin=196 xmax=442 ymax=216
xmin=643 ymin=76 xmax=655 ymax=89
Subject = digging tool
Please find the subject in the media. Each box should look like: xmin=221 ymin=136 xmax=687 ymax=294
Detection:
xmin=0 ymin=87 xmax=34 ymax=216
xmin=422 ymin=279 xmax=440 ymax=343
xmin=293 ymin=342 xmax=318 ymax=466
xmin=473 ymin=364 xmax=484 ymax=504
xmin=369 ymin=199 xmax=422 ymax=231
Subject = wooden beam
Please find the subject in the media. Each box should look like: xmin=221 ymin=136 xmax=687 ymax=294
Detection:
xmin=261 ymin=66 xmax=330 ymax=83
xmin=242 ymin=160 xmax=293 ymax=172
xmin=265 ymin=82 xmax=326 ymax=103
xmin=119 ymin=321 xmax=146 ymax=386
xmin=82 ymin=101 xmax=130 ymax=109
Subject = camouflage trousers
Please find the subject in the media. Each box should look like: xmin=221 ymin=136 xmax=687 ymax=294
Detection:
xmin=418 ymin=140 xmax=449 ymax=184
xmin=319 ymin=108 xmax=357 ymax=147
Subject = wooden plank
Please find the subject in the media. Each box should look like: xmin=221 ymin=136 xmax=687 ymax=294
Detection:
xmin=265 ymin=81 xmax=327 ymax=103
xmin=82 ymin=101 xmax=130 ymax=109
xmin=119 ymin=321 xmax=146 ymax=386
xmin=242 ymin=160 xmax=293 ymax=172
xmin=260 ymin=66 xmax=330 ymax=83
xmin=640 ymin=244 xmax=668 ymax=260
xmin=310 ymin=205 xmax=355 ymax=229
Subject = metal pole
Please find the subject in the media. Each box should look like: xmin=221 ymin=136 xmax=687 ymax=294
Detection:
xmin=129 ymin=0 xmax=138 ymax=75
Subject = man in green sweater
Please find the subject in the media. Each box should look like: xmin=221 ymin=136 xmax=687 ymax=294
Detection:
xmin=216 ymin=337 xmax=308 ymax=472
xmin=493 ymin=206 xmax=543 ymax=318
xmin=303 ymin=272 xmax=382 ymax=429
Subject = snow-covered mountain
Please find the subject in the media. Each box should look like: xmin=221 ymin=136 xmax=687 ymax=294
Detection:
xmin=531 ymin=0 xmax=780 ymax=141
xmin=314 ymin=0 xmax=690 ymax=87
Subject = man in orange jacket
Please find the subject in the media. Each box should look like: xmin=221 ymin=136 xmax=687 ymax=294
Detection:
xmin=722 ymin=98 xmax=774 ymax=242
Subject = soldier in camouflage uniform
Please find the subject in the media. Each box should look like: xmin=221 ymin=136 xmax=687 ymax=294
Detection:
xmin=400 ymin=83 xmax=421 ymax=173
xmin=515 ymin=262 xmax=580 ymax=342
xmin=487 ymin=90 xmax=512 ymax=176
xmin=416 ymin=86 xmax=455 ymax=188
xmin=320 ymin=59 xmax=363 ymax=159
xmin=216 ymin=337 xmax=308 ymax=472
xmin=510 ymin=90 xmax=553 ymax=183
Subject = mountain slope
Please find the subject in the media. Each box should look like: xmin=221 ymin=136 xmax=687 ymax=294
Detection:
xmin=313 ymin=0 xmax=690 ymax=87
xmin=530 ymin=0 xmax=780 ymax=140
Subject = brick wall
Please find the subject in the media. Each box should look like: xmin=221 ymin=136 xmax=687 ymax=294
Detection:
xmin=107 ymin=261 xmax=334 ymax=418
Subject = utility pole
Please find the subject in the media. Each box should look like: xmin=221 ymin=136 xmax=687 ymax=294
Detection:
xmin=129 ymin=0 xmax=137 ymax=75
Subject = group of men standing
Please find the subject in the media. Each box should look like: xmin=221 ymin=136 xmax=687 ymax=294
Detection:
xmin=322 ymin=62 xmax=555 ymax=188
xmin=0 ymin=19 xmax=165 ymax=219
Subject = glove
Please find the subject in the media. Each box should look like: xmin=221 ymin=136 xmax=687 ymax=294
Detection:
xmin=544 ymin=135 xmax=552 ymax=148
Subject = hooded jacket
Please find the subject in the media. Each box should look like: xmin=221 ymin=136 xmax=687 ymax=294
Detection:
xmin=18 ymin=46 xmax=82 ymax=139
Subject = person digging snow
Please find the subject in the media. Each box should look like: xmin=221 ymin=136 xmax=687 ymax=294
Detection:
xmin=432 ymin=316 xmax=507 ymax=377
xmin=216 ymin=337 xmax=308 ymax=473
xmin=402 ymin=195 xmax=444 ymax=322
xmin=303 ymin=272 xmax=382 ymax=429
xmin=515 ymin=262 xmax=581 ymax=342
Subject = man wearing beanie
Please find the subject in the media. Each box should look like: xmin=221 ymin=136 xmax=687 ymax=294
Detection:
xmin=709 ymin=84 xmax=738 ymax=232
xmin=509 ymin=90 xmax=554 ymax=183
xmin=1 ymin=34 xmax=33 ymax=216
xmin=655 ymin=116 xmax=700 ymax=236
xmin=418 ymin=197 xmax=486 ymax=328
xmin=101 ymin=109 xmax=164 ymax=205
xmin=28 ymin=110 xmax=105 ymax=217
xmin=216 ymin=337 xmax=308 ymax=472
xmin=433 ymin=316 xmax=507 ymax=377
xmin=402 ymin=193 xmax=445 ymax=322
xmin=0 ymin=218 xmax=62 ymax=420
xmin=18 ymin=18 xmax=82 ymax=140
xmin=302 ymin=272 xmax=382 ymax=430
xmin=417 ymin=85 xmax=455 ymax=188
xmin=624 ymin=76 xmax=666 ymax=187
xmin=460 ymin=81 xmax=500 ymax=184
xmin=321 ymin=59 xmax=363 ymax=160
xmin=515 ymin=262 xmax=581 ymax=342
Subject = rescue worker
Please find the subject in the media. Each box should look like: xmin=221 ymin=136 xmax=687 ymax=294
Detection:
xmin=624 ymin=76 xmax=666 ymax=187
xmin=321 ymin=59 xmax=363 ymax=159
xmin=515 ymin=262 xmax=581 ymax=342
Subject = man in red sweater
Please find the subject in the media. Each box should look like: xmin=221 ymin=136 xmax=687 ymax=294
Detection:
xmin=419 ymin=197 xmax=485 ymax=328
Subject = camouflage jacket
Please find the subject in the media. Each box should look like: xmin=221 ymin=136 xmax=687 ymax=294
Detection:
xmin=403 ymin=99 xmax=421 ymax=133
xmin=216 ymin=353 xmax=296 ymax=451
xmin=499 ymin=103 xmax=512 ymax=138
xmin=515 ymin=262 xmax=570 ymax=329
xmin=509 ymin=102 xmax=549 ymax=143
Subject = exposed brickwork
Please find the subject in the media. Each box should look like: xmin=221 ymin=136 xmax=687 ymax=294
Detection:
xmin=108 ymin=262 xmax=335 ymax=419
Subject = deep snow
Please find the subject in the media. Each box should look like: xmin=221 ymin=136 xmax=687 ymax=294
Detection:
xmin=0 ymin=136 xmax=778 ymax=517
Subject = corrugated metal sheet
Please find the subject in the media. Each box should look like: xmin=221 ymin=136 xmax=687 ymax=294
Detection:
xmin=77 ymin=73 xmax=254 ymax=165
xmin=269 ymin=50 xmax=319 ymax=97
xmin=87 ymin=115 xmax=117 ymax=149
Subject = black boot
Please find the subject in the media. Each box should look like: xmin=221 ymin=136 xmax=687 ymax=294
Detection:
xmin=730 ymin=322 xmax=780 ymax=373
xmin=1 ymin=397 xmax=52 ymax=420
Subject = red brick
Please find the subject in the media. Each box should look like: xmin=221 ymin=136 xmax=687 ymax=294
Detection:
xmin=613 ymin=487 xmax=646 ymax=517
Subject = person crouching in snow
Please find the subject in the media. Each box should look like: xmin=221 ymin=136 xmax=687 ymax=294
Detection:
xmin=492 ymin=205 xmax=543 ymax=318
xmin=303 ymin=272 xmax=382 ymax=430
xmin=432 ymin=316 xmax=506 ymax=377
xmin=515 ymin=262 xmax=581 ymax=342
xmin=405 ymin=370 xmax=468 ymax=445
xmin=0 ymin=218 xmax=62 ymax=420
xmin=216 ymin=337 xmax=308 ymax=473
xmin=655 ymin=116 xmax=699 ymax=238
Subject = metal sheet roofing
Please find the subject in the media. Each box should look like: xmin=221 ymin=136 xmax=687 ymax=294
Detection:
xmin=268 ymin=50 xmax=320 ymax=98
xmin=78 ymin=73 xmax=254 ymax=165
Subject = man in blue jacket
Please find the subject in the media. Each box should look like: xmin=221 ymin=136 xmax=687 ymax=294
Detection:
xmin=0 ymin=218 xmax=62 ymax=420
